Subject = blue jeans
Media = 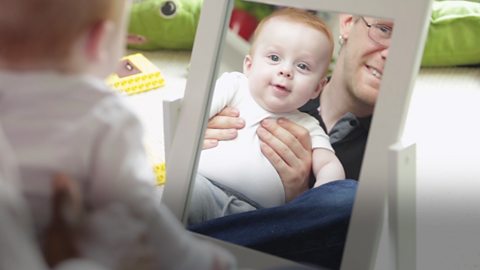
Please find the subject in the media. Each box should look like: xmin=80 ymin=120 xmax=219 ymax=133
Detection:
xmin=189 ymin=179 xmax=358 ymax=270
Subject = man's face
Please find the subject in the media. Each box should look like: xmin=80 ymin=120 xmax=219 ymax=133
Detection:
xmin=340 ymin=16 xmax=393 ymax=109
xmin=243 ymin=18 xmax=332 ymax=113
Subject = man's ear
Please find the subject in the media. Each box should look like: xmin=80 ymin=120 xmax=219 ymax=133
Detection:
xmin=338 ymin=14 xmax=355 ymax=40
xmin=84 ymin=20 xmax=113 ymax=62
xmin=312 ymin=77 xmax=328 ymax=99
xmin=243 ymin=55 xmax=253 ymax=76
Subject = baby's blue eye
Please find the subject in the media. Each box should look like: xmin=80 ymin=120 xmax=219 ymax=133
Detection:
xmin=269 ymin=55 xmax=280 ymax=62
xmin=297 ymin=63 xmax=309 ymax=71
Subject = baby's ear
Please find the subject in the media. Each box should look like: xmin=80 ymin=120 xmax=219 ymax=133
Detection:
xmin=312 ymin=77 xmax=328 ymax=99
xmin=243 ymin=55 xmax=253 ymax=76
xmin=84 ymin=20 xmax=114 ymax=62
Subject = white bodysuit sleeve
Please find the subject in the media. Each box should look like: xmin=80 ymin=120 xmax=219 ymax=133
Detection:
xmin=208 ymin=72 xmax=242 ymax=119
xmin=296 ymin=113 xmax=333 ymax=152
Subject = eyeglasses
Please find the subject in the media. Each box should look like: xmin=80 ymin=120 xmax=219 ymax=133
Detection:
xmin=360 ymin=17 xmax=392 ymax=47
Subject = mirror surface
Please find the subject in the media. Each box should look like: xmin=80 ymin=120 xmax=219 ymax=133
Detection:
xmin=162 ymin=0 xmax=432 ymax=269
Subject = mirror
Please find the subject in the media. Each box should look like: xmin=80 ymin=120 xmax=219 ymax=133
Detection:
xmin=162 ymin=0 xmax=432 ymax=269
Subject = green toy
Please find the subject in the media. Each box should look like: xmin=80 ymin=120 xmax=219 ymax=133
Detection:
xmin=127 ymin=0 xmax=203 ymax=50
xmin=234 ymin=0 xmax=275 ymax=21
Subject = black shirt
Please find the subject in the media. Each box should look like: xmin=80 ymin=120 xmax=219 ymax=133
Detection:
xmin=300 ymin=98 xmax=371 ymax=181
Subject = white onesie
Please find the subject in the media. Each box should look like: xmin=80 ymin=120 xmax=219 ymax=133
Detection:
xmin=198 ymin=72 xmax=333 ymax=208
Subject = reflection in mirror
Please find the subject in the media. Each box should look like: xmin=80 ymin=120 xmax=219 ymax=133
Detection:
xmin=185 ymin=1 xmax=394 ymax=268
xmin=190 ymin=6 xmax=343 ymax=223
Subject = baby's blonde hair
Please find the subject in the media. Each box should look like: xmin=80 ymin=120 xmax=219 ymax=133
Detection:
xmin=0 ymin=0 xmax=124 ymax=64
xmin=250 ymin=7 xmax=334 ymax=63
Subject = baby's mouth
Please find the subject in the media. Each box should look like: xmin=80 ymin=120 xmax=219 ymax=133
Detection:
xmin=272 ymin=83 xmax=291 ymax=92
xmin=366 ymin=65 xmax=383 ymax=79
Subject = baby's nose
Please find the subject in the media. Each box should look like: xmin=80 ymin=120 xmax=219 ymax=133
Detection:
xmin=278 ymin=68 xmax=292 ymax=78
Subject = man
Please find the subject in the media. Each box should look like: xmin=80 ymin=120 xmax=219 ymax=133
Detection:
xmin=191 ymin=14 xmax=392 ymax=270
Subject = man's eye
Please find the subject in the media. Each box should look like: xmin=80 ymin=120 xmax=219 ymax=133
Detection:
xmin=376 ymin=25 xmax=392 ymax=36
xmin=269 ymin=55 xmax=280 ymax=62
xmin=297 ymin=63 xmax=309 ymax=71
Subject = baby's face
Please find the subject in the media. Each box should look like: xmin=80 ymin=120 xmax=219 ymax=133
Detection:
xmin=244 ymin=18 xmax=332 ymax=113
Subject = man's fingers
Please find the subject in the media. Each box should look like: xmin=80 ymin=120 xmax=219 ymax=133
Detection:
xmin=216 ymin=106 xmax=240 ymax=117
xmin=259 ymin=135 xmax=309 ymax=202
xmin=204 ymin=128 xmax=238 ymax=141
xmin=257 ymin=126 xmax=297 ymax=167
xmin=277 ymin=118 xmax=312 ymax=151
xmin=257 ymin=118 xmax=312 ymax=201
xmin=207 ymin=107 xmax=244 ymax=129
xmin=202 ymin=139 xmax=218 ymax=150
xmin=207 ymin=115 xmax=245 ymax=129
xmin=202 ymin=129 xmax=239 ymax=149
xmin=203 ymin=107 xmax=244 ymax=149
xmin=260 ymin=119 xmax=311 ymax=161
xmin=259 ymin=141 xmax=289 ymax=174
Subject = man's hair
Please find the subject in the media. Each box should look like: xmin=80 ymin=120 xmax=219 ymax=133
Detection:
xmin=250 ymin=7 xmax=334 ymax=57
xmin=0 ymin=0 xmax=122 ymax=63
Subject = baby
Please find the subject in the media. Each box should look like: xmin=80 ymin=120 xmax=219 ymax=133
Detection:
xmin=190 ymin=8 xmax=345 ymax=225
xmin=0 ymin=0 xmax=235 ymax=269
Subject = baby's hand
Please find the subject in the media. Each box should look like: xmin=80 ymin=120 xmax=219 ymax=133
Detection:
xmin=42 ymin=173 xmax=83 ymax=267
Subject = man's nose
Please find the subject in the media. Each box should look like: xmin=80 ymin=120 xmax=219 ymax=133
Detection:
xmin=380 ymin=47 xmax=389 ymax=60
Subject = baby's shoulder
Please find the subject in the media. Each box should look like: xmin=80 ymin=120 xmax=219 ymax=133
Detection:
xmin=71 ymin=77 xmax=140 ymax=127
xmin=217 ymin=71 xmax=247 ymax=84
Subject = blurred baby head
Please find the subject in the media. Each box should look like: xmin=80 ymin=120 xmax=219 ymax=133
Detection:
xmin=0 ymin=0 xmax=131 ymax=77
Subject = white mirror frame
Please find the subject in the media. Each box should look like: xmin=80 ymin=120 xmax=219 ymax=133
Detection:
xmin=162 ymin=0 xmax=433 ymax=269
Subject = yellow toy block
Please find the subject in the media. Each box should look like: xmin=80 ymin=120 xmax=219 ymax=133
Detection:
xmin=106 ymin=53 xmax=165 ymax=96
xmin=143 ymin=135 xmax=166 ymax=186
xmin=153 ymin=162 xmax=166 ymax=186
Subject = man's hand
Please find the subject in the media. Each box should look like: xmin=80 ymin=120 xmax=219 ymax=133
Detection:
xmin=42 ymin=173 xmax=83 ymax=268
xmin=203 ymin=107 xmax=245 ymax=149
xmin=257 ymin=118 xmax=313 ymax=202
